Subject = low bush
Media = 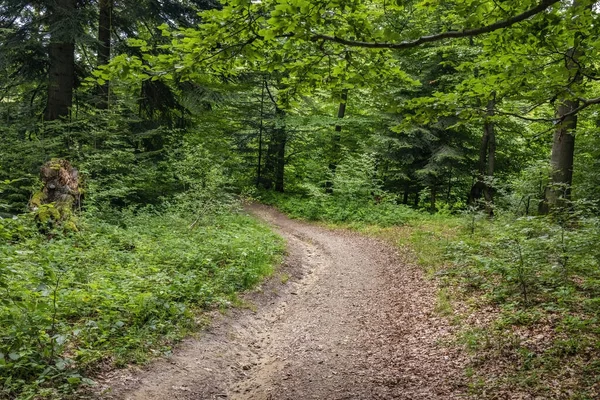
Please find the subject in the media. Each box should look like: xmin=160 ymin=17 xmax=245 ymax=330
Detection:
xmin=260 ymin=192 xmax=419 ymax=227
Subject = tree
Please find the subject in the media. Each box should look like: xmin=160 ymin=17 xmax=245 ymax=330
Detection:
xmin=97 ymin=0 xmax=112 ymax=109
xmin=541 ymin=1 xmax=593 ymax=212
xmin=264 ymin=80 xmax=287 ymax=192
xmin=45 ymin=0 xmax=77 ymax=121
xmin=470 ymin=92 xmax=496 ymax=216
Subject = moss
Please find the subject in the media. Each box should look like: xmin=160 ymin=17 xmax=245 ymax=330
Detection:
xmin=34 ymin=203 xmax=79 ymax=232
xmin=48 ymin=158 xmax=63 ymax=170
xmin=62 ymin=219 xmax=79 ymax=232
xmin=36 ymin=204 xmax=61 ymax=224
xmin=30 ymin=191 xmax=47 ymax=208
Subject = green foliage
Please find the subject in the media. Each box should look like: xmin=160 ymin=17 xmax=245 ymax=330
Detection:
xmin=437 ymin=209 xmax=600 ymax=397
xmin=448 ymin=211 xmax=600 ymax=306
xmin=265 ymin=192 xmax=418 ymax=226
xmin=260 ymin=152 xmax=419 ymax=226
xmin=0 ymin=208 xmax=283 ymax=398
xmin=3 ymin=0 xmax=600 ymax=397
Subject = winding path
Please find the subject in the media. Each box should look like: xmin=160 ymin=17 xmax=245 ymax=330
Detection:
xmin=98 ymin=204 xmax=467 ymax=399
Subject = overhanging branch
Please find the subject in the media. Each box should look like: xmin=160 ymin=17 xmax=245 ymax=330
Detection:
xmin=311 ymin=0 xmax=559 ymax=49
xmin=494 ymin=96 xmax=600 ymax=123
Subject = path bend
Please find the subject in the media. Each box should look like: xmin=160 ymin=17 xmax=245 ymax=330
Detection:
xmin=97 ymin=204 xmax=466 ymax=399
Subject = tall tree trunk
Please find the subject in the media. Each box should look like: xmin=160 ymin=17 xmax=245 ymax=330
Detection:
xmin=256 ymin=79 xmax=266 ymax=188
xmin=264 ymin=80 xmax=287 ymax=192
xmin=274 ymin=106 xmax=286 ymax=193
xmin=45 ymin=0 xmax=76 ymax=121
xmin=541 ymin=2 xmax=586 ymax=214
xmin=97 ymin=0 xmax=112 ymax=109
xmin=446 ymin=169 xmax=453 ymax=202
xmin=542 ymin=98 xmax=578 ymax=212
xmin=326 ymin=88 xmax=348 ymax=192
xmin=469 ymin=92 xmax=496 ymax=216
xmin=484 ymin=95 xmax=496 ymax=216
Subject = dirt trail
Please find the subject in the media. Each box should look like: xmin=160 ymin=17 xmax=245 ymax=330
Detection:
xmin=96 ymin=204 xmax=467 ymax=399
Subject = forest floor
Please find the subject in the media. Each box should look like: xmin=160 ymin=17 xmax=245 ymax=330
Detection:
xmin=94 ymin=204 xmax=468 ymax=399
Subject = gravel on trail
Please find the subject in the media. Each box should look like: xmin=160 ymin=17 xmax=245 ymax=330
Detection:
xmin=95 ymin=204 xmax=468 ymax=399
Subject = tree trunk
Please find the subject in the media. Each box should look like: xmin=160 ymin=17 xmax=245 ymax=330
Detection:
xmin=540 ymin=2 xmax=589 ymax=214
xmin=469 ymin=92 xmax=496 ymax=217
xmin=326 ymin=88 xmax=348 ymax=192
xmin=446 ymin=169 xmax=452 ymax=202
xmin=543 ymin=99 xmax=578 ymax=211
xmin=97 ymin=0 xmax=112 ymax=109
xmin=256 ymin=79 xmax=266 ymax=188
xmin=484 ymin=96 xmax=496 ymax=216
xmin=274 ymin=106 xmax=286 ymax=193
xmin=45 ymin=0 xmax=76 ymax=121
xmin=263 ymin=80 xmax=287 ymax=192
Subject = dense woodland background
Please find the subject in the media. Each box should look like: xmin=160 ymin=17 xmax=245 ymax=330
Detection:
xmin=1 ymin=0 xmax=600 ymax=398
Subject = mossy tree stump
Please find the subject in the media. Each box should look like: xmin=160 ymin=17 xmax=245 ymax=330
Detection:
xmin=30 ymin=159 xmax=81 ymax=231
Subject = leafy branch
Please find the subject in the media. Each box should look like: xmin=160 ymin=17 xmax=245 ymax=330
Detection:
xmin=311 ymin=0 xmax=559 ymax=50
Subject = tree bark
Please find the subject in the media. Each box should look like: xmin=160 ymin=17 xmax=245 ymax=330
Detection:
xmin=256 ymin=79 xmax=266 ymax=188
xmin=274 ymin=106 xmax=286 ymax=193
xmin=45 ymin=0 xmax=76 ymax=121
xmin=541 ymin=2 xmax=586 ymax=214
xmin=31 ymin=159 xmax=81 ymax=232
xmin=97 ymin=0 xmax=112 ymax=109
xmin=469 ymin=92 xmax=496 ymax=216
xmin=446 ymin=170 xmax=452 ymax=203
xmin=484 ymin=95 xmax=496 ymax=216
xmin=542 ymin=98 xmax=578 ymax=211
xmin=403 ymin=183 xmax=410 ymax=204
xmin=326 ymin=88 xmax=349 ymax=192
xmin=264 ymin=80 xmax=287 ymax=192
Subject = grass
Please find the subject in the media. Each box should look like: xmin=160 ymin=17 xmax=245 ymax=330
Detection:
xmin=0 ymin=208 xmax=284 ymax=399
xmin=435 ymin=288 xmax=454 ymax=317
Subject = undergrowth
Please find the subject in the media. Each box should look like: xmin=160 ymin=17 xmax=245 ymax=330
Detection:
xmin=0 ymin=207 xmax=284 ymax=399
xmin=259 ymin=191 xmax=420 ymax=227
xmin=444 ymin=211 xmax=600 ymax=399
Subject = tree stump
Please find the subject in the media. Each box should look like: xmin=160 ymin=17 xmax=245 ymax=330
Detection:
xmin=30 ymin=159 xmax=81 ymax=231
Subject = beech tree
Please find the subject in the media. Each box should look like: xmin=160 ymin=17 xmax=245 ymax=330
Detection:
xmin=542 ymin=1 xmax=593 ymax=212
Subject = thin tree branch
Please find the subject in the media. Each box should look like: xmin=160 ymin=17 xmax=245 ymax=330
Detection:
xmin=495 ymin=110 xmax=555 ymax=122
xmin=567 ymin=96 xmax=600 ymax=115
xmin=264 ymin=79 xmax=277 ymax=106
xmin=311 ymin=0 xmax=558 ymax=49
xmin=492 ymin=95 xmax=600 ymax=123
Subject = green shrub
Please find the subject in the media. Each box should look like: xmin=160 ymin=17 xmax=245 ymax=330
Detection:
xmin=0 ymin=208 xmax=283 ymax=398
xmin=261 ymin=192 xmax=418 ymax=227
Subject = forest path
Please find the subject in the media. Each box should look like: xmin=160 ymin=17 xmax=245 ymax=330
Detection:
xmin=98 ymin=204 xmax=467 ymax=399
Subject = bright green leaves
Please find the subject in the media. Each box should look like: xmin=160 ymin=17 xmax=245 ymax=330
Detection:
xmin=85 ymin=54 xmax=150 ymax=89
xmin=127 ymin=38 xmax=149 ymax=51
xmin=93 ymin=0 xmax=600 ymax=126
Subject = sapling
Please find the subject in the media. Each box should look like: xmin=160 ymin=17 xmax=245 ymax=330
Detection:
xmin=512 ymin=238 xmax=529 ymax=305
